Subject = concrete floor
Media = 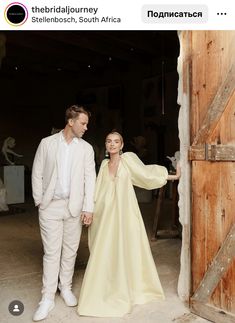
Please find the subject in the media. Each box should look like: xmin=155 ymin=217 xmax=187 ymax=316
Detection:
xmin=0 ymin=199 xmax=209 ymax=323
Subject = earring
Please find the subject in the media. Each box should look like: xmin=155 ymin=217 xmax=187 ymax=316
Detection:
xmin=119 ymin=149 xmax=123 ymax=155
xmin=105 ymin=150 xmax=109 ymax=158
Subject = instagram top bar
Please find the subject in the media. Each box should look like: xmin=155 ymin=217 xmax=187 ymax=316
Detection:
xmin=0 ymin=0 xmax=235 ymax=30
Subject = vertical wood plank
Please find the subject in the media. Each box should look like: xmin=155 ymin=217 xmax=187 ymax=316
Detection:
xmin=190 ymin=31 xmax=235 ymax=316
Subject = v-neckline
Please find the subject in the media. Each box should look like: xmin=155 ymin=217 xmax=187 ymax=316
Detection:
xmin=108 ymin=158 xmax=121 ymax=179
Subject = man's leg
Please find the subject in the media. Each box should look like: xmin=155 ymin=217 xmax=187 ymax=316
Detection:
xmin=59 ymin=214 xmax=82 ymax=305
xmin=39 ymin=214 xmax=63 ymax=300
xmin=33 ymin=203 xmax=64 ymax=321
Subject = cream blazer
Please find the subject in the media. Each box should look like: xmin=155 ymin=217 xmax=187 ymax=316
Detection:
xmin=32 ymin=132 xmax=96 ymax=217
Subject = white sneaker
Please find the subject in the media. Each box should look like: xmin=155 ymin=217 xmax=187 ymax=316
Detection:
xmin=60 ymin=289 xmax=77 ymax=306
xmin=33 ymin=299 xmax=55 ymax=321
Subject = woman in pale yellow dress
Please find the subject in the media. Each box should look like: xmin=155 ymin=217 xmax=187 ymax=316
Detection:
xmin=78 ymin=131 xmax=180 ymax=317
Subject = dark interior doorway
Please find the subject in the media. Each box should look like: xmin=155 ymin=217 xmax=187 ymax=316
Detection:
xmin=0 ymin=31 xmax=179 ymax=177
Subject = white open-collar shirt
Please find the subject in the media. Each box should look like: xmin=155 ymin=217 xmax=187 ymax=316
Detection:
xmin=53 ymin=131 xmax=79 ymax=200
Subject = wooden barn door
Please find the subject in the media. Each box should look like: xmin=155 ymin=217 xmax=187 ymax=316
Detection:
xmin=188 ymin=31 xmax=235 ymax=322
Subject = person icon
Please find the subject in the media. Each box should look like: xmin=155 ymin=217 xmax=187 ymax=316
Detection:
xmin=8 ymin=300 xmax=24 ymax=316
xmin=13 ymin=304 xmax=20 ymax=312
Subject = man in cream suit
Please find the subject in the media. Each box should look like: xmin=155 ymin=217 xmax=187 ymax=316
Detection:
xmin=32 ymin=105 xmax=96 ymax=321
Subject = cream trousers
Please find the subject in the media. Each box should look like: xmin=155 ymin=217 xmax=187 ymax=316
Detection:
xmin=39 ymin=199 xmax=82 ymax=300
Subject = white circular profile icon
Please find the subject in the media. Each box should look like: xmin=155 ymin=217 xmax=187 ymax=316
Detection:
xmin=8 ymin=300 xmax=24 ymax=316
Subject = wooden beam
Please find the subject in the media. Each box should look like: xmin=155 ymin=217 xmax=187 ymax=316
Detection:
xmin=5 ymin=32 xmax=106 ymax=67
xmin=191 ymin=300 xmax=235 ymax=323
xmin=189 ymin=144 xmax=235 ymax=161
xmin=95 ymin=31 xmax=160 ymax=56
xmin=4 ymin=44 xmax=84 ymax=75
xmin=192 ymin=62 xmax=235 ymax=145
xmin=191 ymin=224 xmax=235 ymax=302
xmin=40 ymin=31 xmax=136 ymax=63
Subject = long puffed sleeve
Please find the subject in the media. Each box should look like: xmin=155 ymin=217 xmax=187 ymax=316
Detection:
xmin=121 ymin=152 xmax=168 ymax=189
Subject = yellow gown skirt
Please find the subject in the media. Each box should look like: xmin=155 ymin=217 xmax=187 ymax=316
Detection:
xmin=78 ymin=153 xmax=168 ymax=317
